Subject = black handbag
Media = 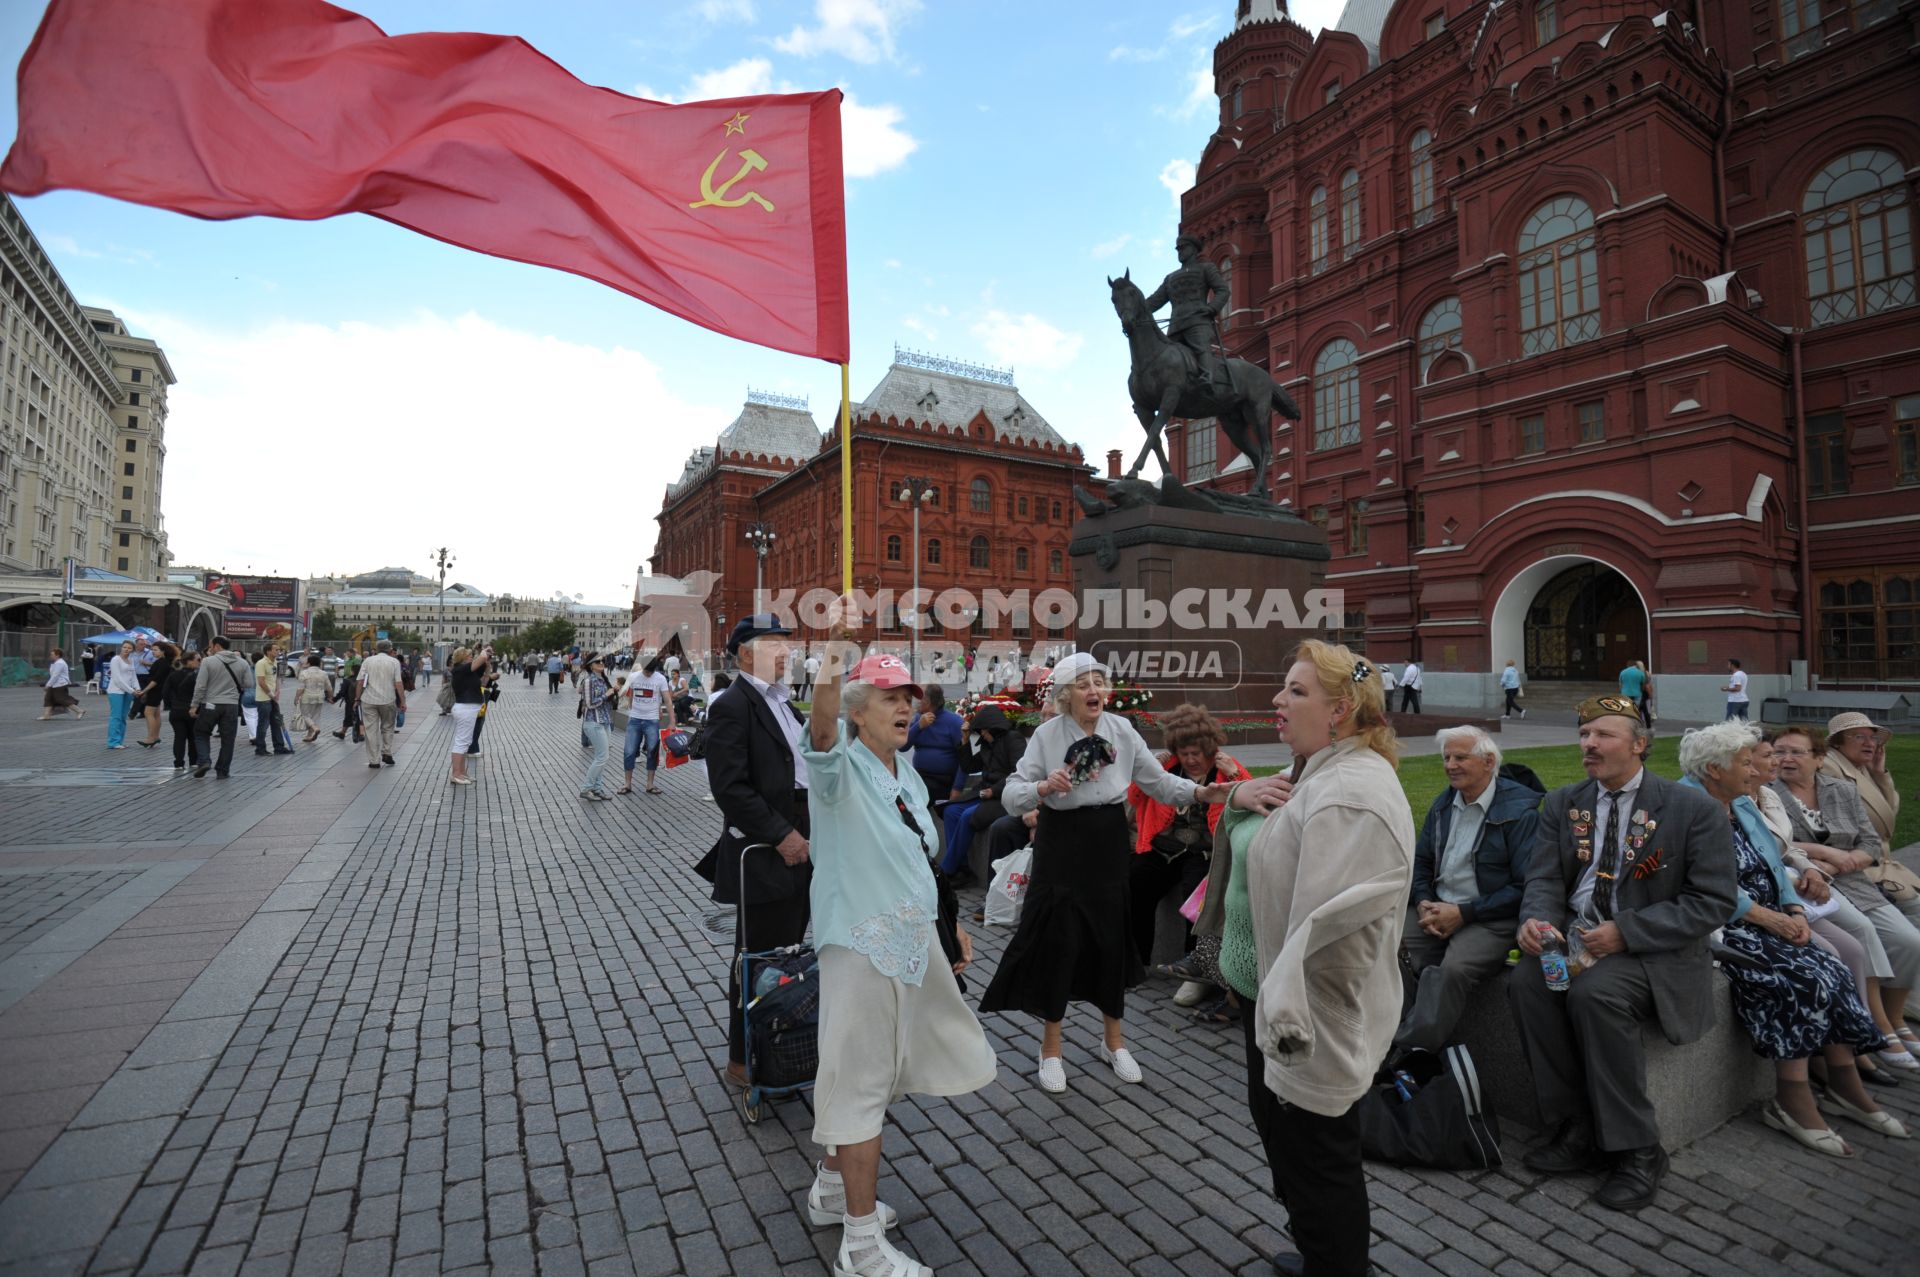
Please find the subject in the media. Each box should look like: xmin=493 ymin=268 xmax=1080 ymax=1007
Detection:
xmin=1357 ymin=1045 xmax=1503 ymax=1171
xmin=744 ymin=946 xmax=820 ymax=1086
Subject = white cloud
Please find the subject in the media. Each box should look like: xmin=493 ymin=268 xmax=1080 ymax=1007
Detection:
xmin=1167 ymin=65 xmax=1215 ymax=121
xmin=1169 ymin=13 xmax=1215 ymax=39
xmin=1158 ymin=159 xmax=1195 ymax=212
xmin=636 ymin=58 xmax=915 ymax=177
xmin=970 ymin=310 xmax=1083 ymax=372
xmin=1090 ymin=233 xmax=1133 ymax=259
xmin=1108 ymin=45 xmax=1164 ymax=62
xmin=696 ymin=0 xmax=756 ymax=21
xmin=774 ymin=0 xmax=921 ymax=64
xmin=841 ymin=94 xmax=917 ymax=177
xmin=133 ymin=309 xmax=711 ymax=600
xmin=884 ymin=258 xmax=903 ymax=269
xmin=900 ymin=313 xmax=938 ymax=340
xmin=685 ymin=56 xmax=774 ymax=99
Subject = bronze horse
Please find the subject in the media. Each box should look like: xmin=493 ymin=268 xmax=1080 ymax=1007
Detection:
xmin=1108 ymin=271 xmax=1300 ymax=500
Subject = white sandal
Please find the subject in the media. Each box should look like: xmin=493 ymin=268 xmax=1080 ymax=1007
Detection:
xmin=1761 ymin=1100 xmax=1854 ymax=1158
xmin=834 ymin=1212 xmax=930 ymax=1277
xmin=1877 ymin=1034 xmax=1920 ymax=1070
xmin=1823 ymin=1092 xmax=1911 ymax=1140
xmin=807 ymin=1165 xmax=898 ymax=1229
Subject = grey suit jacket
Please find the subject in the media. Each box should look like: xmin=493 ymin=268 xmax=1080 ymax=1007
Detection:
xmin=1520 ymin=769 xmax=1737 ymax=1044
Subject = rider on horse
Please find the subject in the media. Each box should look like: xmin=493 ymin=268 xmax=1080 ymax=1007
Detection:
xmin=1143 ymin=235 xmax=1230 ymax=398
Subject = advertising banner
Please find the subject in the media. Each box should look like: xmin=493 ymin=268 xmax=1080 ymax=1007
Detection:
xmin=206 ymin=574 xmax=300 ymax=641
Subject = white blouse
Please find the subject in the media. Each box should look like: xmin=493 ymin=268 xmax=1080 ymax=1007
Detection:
xmin=1003 ymin=711 xmax=1198 ymax=814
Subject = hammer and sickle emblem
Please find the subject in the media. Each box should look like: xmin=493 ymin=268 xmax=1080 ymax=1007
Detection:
xmin=690 ymin=147 xmax=775 ymax=212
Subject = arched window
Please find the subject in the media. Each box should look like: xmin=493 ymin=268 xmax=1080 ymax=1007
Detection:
xmin=1340 ymin=168 xmax=1362 ymax=257
xmin=969 ymin=536 xmax=991 ymax=569
xmin=1312 ymin=339 xmax=1361 ymax=450
xmin=1309 ymin=186 xmax=1330 ymax=274
xmin=885 ymin=534 xmax=902 ymax=562
xmin=1410 ymin=129 xmax=1436 ymax=226
xmin=1803 ymin=149 xmax=1915 ymax=327
xmin=1231 ymin=82 xmax=1244 ymax=118
xmin=1050 ymin=548 xmax=1064 ymax=574
xmin=1417 ymin=298 xmax=1464 ymax=380
xmin=926 ymin=538 xmax=942 ymax=565
xmin=1517 ymin=197 xmax=1600 ymax=354
xmin=969 ymin=477 xmax=992 ymax=513
xmin=1015 ymin=546 xmax=1030 ymax=571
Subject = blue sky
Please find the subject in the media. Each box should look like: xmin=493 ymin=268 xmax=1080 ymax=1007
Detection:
xmin=1 ymin=0 xmax=1344 ymax=603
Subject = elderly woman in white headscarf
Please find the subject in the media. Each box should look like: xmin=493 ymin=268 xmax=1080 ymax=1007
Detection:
xmin=979 ymin=652 xmax=1231 ymax=1093
xmin=801 ymin=597 xmax=995 ymax=1277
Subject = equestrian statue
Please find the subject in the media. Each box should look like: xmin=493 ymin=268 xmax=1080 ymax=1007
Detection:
xmin=1107 ymin=235 xmax=1301 ymax=503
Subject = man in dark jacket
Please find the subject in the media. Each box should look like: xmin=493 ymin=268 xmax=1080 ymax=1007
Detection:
xmin=694 ymin=614 xmax=811 ymax=1088
xmin=1510 ymin=695 xmax=1736 ymax=1211
xmin=1396 ymin=726 xmax=1541 ymax=1053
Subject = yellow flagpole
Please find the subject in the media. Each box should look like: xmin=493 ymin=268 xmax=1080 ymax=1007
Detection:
xmin=840 ymin=363 xmax=853 ymax=595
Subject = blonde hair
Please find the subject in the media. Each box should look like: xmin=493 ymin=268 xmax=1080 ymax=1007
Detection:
xmin=451 ymin=647 xmax=471 ymax=666
xmin=1292 ymin=638 xmax=1400 ymax=767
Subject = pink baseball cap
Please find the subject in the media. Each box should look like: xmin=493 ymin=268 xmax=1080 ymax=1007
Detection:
xmin=849 ymin=653 xmax=924 ymax=701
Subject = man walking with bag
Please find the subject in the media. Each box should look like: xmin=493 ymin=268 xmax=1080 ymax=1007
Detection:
xmin=359 ymin=639 xmax=406 ymax=769
xmin=696 ymin=614 xmax=812 ymax=1090
xmin=189 ymin=635 xmax=252 ymax=779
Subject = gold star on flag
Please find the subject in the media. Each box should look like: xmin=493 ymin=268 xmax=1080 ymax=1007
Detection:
xmin=723 ymin=111 xmax=750 ymax=135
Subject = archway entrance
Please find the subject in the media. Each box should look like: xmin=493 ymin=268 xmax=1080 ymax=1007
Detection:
xmin=1521 ymin=562 xmax=1649 ymax=680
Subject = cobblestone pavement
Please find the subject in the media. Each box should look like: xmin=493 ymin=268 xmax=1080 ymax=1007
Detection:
xmin=0 ymin=680 xmax=1912 ymax=1277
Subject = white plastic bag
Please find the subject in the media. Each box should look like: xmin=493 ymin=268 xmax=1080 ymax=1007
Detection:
xmin=984 ymin=848 xmax=1033 ymax=927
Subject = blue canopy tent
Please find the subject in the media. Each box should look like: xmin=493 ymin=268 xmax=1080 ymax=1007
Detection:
xmin=80 ymin=625 xmax=171 ymax=645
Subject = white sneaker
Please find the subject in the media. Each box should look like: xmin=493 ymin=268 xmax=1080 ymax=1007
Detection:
xmin=1099 ymin=1045 xmax=1143 ymax=1084
xmin=1036 ymin=1053 xmax=1067 ymax=1093
xmin=1173 ymin=980 xmax=1210 ymax=1007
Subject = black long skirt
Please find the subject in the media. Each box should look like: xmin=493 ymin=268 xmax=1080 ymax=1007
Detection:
xmin=979 ymin=802 xmax=1139 ymax=1022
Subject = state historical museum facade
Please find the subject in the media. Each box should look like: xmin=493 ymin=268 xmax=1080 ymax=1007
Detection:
xmin=1174 ymin=0 xmax=1918 ymax=708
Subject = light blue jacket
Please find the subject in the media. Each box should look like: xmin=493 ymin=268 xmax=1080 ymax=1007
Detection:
xmin=1679 ymin=776 xmax=1803 ymax=920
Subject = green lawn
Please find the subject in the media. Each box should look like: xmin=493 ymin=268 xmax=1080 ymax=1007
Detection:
xmin=1250 ymin=734 xmax=1920 ymax=849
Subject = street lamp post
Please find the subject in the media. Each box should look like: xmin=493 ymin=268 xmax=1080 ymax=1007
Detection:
xmin=896 ymin=476 xmax=936 ymax=678
xmin=430 ymin=547 xmax=454 ymax=654
xmin=744 ymin=521 xmax=776 ymax=615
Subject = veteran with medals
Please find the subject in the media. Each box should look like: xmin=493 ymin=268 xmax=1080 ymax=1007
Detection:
xmin=1509 ymin=695 xmax=1737 ymax=1211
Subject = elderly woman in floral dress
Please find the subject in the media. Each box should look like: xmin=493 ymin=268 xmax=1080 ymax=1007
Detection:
xmin=802 ymin=597 xmax=995 ymax=1277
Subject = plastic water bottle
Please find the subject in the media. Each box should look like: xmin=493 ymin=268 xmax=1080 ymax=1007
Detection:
xmin=753 ymin=967 xmax=785 ymax=999
xmin=1539 ymin=926 xmax=1570 ymax=992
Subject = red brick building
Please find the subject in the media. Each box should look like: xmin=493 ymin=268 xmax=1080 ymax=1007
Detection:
xmin=651 ymin=351 xmax=1092 ymax=657
xmin=1170 ymin=0 xmax=1918 ymax=713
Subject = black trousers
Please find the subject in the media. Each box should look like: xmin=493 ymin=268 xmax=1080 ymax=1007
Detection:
xmin=1400 ymin=686 xmax=1421 ymax=714
xmin=1504 ymin=688 xmax=1522 ymax=716
xmin=169 ymin=710 xmax=202 ymax=768
xmin=549 ymin=672 xmax=562 ymax=693
xmin=194 ymin=703 xmax=240 ymax=775
xmin=985 ymin=813 xmax=1031 ymax=867
xmin=1128 ymin=849 xmax=1207 ymax=965
xmin=1241 ymin=1011 xmax=1372 ymax=1276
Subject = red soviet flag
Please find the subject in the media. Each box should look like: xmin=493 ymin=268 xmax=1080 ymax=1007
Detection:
xmin=1 ymin=0 xmax=849 ymax=364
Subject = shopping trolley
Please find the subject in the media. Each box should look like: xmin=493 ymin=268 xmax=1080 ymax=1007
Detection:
xmin=733 ymin=843 xmax=820 ymax=1123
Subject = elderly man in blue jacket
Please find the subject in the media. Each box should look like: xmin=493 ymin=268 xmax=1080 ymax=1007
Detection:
xmin=1395 ymin=725 xmax=1543 ymax=1053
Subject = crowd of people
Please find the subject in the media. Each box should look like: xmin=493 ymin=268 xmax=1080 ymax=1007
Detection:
xmin=694 ymin=601 xmax=1911 ymax=1276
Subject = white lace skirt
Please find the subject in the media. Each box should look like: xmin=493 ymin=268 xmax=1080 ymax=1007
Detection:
xmin=810 ymin=938 xmax=996 ymax=1148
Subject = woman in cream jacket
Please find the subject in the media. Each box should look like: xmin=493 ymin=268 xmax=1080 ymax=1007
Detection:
xmin=1217 ymin=639 xmax=1414 ymax=1277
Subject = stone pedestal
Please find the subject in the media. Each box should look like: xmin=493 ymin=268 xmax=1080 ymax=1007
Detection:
xmin=1068 ymin=503 xmax=1330 ymax=718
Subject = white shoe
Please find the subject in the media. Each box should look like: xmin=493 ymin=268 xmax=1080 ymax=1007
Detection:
xmin=1099 ymin=1045 xmax=1143 ymax=1084
xmin=806 ymin=1168 xmax=898 ymax=1229
xmin=1823 ymin=1092 xmax=1910 ymax=1140
xmin=1036 ymin=1053 xmax=1067 ymax=1093
xmin=834 ymin=1215 xmax=929 ymax=1277
xmin=449 ymin=776 xmax=472 ymax=786
xmin=1173 ymin=980 xmax=1210 ymax=1007
xmin=1879 ymin=1037 xmax=1920 ymax=1070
